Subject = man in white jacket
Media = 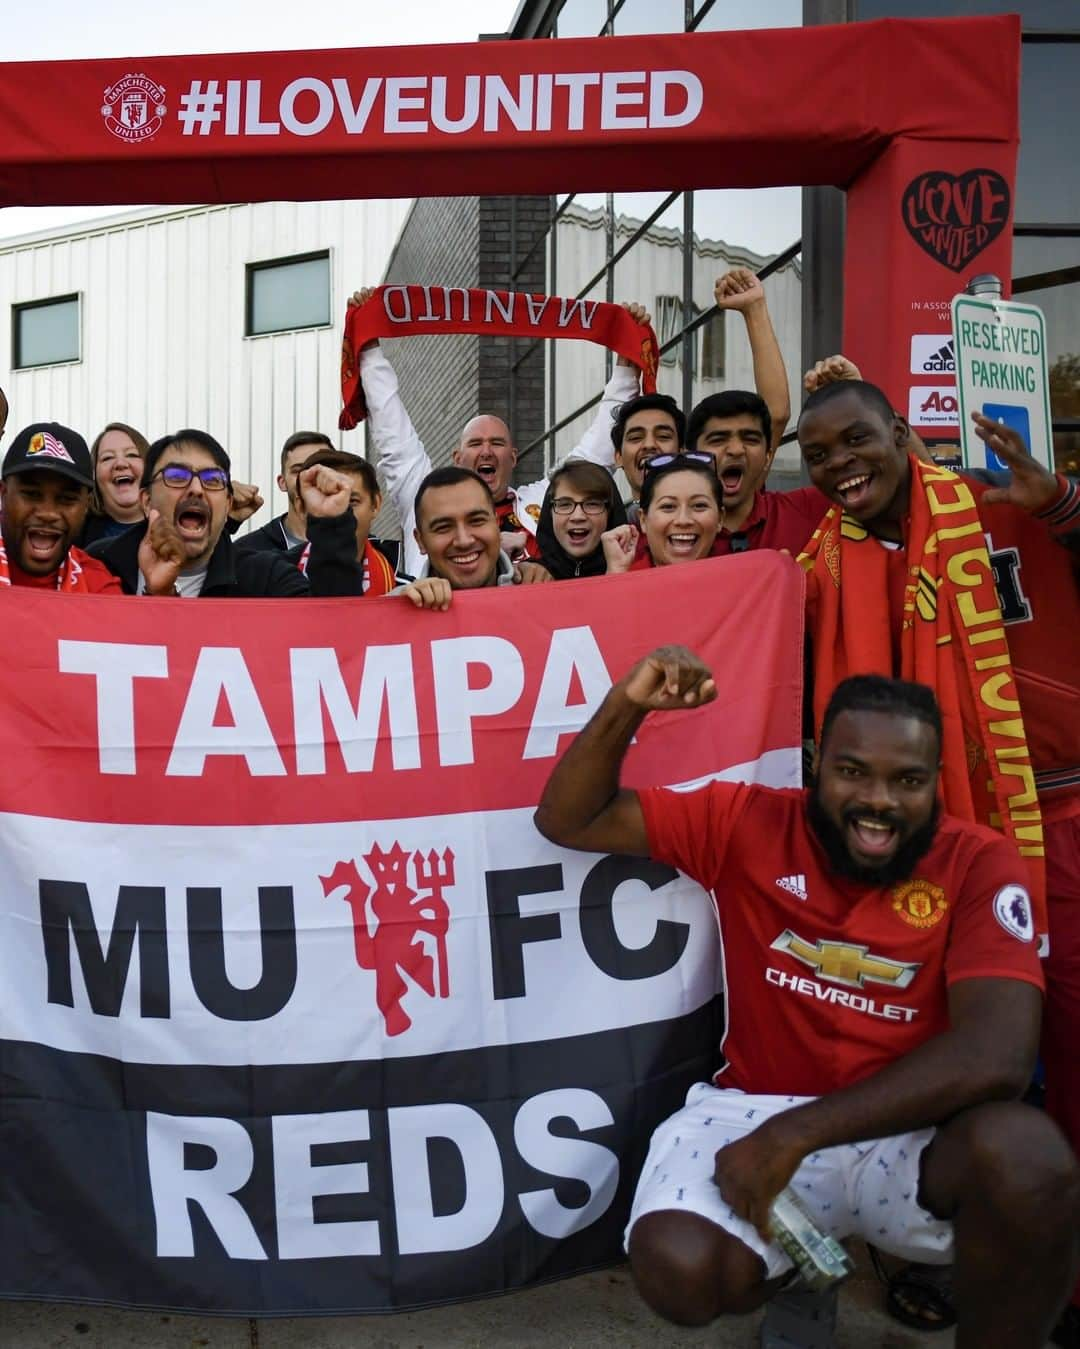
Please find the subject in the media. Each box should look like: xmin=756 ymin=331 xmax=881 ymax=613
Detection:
xmin=350 ymin=287 xmax=645 ymax=578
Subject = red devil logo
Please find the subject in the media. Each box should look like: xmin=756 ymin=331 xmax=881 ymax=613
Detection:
xmin=320 ymin=843 xmax=454 ymax=1036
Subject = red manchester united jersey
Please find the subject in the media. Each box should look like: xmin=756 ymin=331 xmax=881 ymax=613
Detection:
xmin=639 ymin=780 xmax=1044 ymax=1097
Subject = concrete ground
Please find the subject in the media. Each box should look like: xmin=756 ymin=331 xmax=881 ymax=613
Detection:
xmin=1 ymin=1247 xmax=978 ymax=1349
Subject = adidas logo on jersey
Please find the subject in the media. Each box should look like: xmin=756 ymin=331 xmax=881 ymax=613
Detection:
xmin=776 ymin=874 xmax=808 ymax=901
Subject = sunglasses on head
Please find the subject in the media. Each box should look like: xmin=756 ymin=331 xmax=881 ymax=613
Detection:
xmin=641 ymin=451 xmax=716 ymax=480
xmin=150 ymin=464 xmax=230 ymax=492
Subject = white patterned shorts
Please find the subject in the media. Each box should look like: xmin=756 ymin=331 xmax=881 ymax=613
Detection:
xmin=626 ymin=1082 xmax=954 ymax=1280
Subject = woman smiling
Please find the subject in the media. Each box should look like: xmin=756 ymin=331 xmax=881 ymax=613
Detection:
xmin=602 ymin=454 xmax=723 ymax=572
xmin=80 ymin=422 xmax=150 ymax=548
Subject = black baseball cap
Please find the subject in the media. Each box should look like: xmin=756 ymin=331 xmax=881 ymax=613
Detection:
xmin=2 ymin=423 xmax=94 ymax=489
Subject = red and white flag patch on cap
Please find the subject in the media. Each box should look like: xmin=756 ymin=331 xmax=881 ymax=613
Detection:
xmin=28 ymin=432 xmax=76 ymax=464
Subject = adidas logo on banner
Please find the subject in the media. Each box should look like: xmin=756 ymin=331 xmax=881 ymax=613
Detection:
xmin=910 ymin=334 xmax=956 ymax=375
xmin=921 ymin=339 xmax=955 ymax=374
xmin=776 ymin=874 xmax=808 ymax=901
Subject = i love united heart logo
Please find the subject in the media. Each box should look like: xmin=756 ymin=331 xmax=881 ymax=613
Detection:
xmin=901 ymin=169 xmax=1011 ymax=273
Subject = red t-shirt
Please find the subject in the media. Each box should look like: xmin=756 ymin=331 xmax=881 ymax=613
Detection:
xmin=712 ymin=486 xmax=830 ymax=557
xmin=639 ymin=780 xmax=1044 ymax=1097
xmin=8 ymin=547 xmax=122 ymax=594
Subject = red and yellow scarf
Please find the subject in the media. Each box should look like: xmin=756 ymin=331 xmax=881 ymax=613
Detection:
xmin=798 ymin=455 xmax=1046 ymax=937
xmin=298 ymin=538 xmax=397 ymax=595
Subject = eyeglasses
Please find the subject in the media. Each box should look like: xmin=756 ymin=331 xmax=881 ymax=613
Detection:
xmin=550 ymin=497 xmax=609 ymax=516
xmin=150 ymin=464 xmax=230 ymax=492
xmin=641 ymin=451 xmax=716 ymax=480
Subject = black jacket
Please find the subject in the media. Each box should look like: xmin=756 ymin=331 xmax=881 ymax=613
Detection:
xmin=233 ymin=513 xmax=299 ymax=555
xmin=235 ymin=512 xmax=402 ymax=572
xmin=88 ymin=511 xmax=363 ymax=597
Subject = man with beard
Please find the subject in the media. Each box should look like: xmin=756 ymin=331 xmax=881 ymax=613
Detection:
xmin=534 ymin=647 xmax=1078 ymax=1348
xmin=90 ymin=429 xmax=362 ymax=597
xmin=0 ymin=423 xmax=121 ymax=592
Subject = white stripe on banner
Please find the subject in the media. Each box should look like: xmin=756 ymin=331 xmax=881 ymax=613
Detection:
xmin=2 ymin=745 xmax=795 ymax=1066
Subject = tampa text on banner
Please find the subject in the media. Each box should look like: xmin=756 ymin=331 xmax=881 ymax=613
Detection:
xmin=0 ymin=553 xmax=804 ymax=1314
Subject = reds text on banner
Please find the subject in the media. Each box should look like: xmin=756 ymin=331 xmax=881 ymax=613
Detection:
xmin=0 ymin=556 xmax=803 ymax=1313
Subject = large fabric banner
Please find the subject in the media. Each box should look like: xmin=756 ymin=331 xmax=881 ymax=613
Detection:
xmin=0 ymin=557 xmax=803 ymax=1313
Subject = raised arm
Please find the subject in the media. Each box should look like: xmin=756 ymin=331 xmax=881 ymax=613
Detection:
xmin=350 ymin=288 xmax=432 ymax=579
xmin=297 ymin=464 xmax=367 ymax=597
xmin=715 ymin=269 xmax=790 ymax=449
xmin=970 ymin=413 xmax=1080 ymax=556
xmin=533 ymin=644 xmax=716 ymax=855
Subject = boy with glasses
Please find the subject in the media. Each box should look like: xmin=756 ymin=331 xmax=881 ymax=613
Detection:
xmin=90 ymin=429 xmax=363 ymax=598
xmin=535 ymin=461 xmax=627 ymax=579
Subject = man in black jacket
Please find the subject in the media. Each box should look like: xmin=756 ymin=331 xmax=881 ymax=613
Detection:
xmin=89 ymin=429 xmax=361 ymax=597
xmin=234 ymin=430 xmax=331 ymax=556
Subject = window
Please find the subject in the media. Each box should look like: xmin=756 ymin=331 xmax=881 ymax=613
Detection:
xmin=700 ymin=313 xmax=726 ymax=381
xmin=13 ymin=295 xmax=80 ymax=369
xmin=654 ymin=294 xmax=685 ymax=366
xmin=246 ymin=251 xmax=331 ymax=336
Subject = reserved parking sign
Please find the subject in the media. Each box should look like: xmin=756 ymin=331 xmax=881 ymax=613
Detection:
xmin=951 ymin=294 xmax=1053 ymax=473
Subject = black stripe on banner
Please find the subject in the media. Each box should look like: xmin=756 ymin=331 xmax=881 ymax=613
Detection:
xmin=1 ymin=1000 xmax=722 ymax=1316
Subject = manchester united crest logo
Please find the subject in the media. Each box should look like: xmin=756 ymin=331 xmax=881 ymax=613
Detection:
xmin=101 ymin=74 xmax=167 ymax=144
xmin=892 ymin=879 xmax=948 ymax=930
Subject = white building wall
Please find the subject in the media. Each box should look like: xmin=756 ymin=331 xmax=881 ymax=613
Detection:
xmin=548 ymin=204 xmax=803 ymax=479
xmin=0 ymin=199 xmax=410 ymax=531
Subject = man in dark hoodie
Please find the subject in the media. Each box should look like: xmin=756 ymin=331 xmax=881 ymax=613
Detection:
xmin=90 ymin=429 xmax=362 ymax=597
xmin=535 ymin=461 xmax=628 ymax=580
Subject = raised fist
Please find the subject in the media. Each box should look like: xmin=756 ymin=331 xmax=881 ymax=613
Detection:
xmin=138 ymin=509 xmax=186 ymax=596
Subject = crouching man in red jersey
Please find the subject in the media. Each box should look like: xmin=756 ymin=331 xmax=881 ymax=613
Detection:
xmin=534 ymin=647 xmax=1079 ymax=1349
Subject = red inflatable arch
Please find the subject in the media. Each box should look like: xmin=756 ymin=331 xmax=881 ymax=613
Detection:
xmin=0 ymin=14 xmax=1019 ymax=432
